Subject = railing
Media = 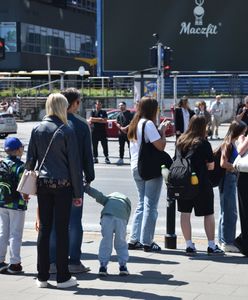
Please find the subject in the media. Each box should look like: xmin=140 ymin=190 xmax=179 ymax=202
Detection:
xmin=2 ymin=73 xmax=248 ymax=100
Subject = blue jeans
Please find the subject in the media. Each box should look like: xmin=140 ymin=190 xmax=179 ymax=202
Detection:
xmin=99 ymin=215 xmax=128 ymax=267
xmin=129 ymin=168 xmax=163 ymax=246
xmin=218 ymin=172 xmax=238 ymax=244
xmin=50 ymin=202 xmax=83 ymax=265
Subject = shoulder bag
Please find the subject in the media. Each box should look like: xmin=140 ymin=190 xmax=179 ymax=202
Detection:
xmin=17 ymin=124 xmax=64 ymax=195
xmin=233 ymin=151 xmax=248 ymax=173
xmin=137 ymin=120 xmax=172 ymax=180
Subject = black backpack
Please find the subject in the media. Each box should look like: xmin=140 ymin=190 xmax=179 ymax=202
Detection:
xmin=208 ymin=147 xmax=226 ymax=187
xmin=167 ymin=149 xmax=199 ymax=200
xmin=0 ymin=160 xmax=20 ymax=204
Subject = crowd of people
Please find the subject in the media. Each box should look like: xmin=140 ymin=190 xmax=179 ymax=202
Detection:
xmin=0 ymin=99 xmax=19 ymax=115
xmin=0 ymin=90 xmax=248 ymax=290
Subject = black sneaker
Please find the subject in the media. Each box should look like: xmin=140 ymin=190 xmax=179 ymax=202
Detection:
xmin=234 ymin=236 xmax=248 ymax=256
xmin=0 ymin=262 xmax=9 ymax=273
xmin=105 ymin=157 xmax=111 ymax=164
xmin=207 ymin=245 xmax=225 ymax=256
xmin=93 ymin=158 xmax=98 ymax=164
xmin=98 ymin=266 xmax=108 ymax=276
xmin=128 ymin=241 xmax=144 ymax=250
xmin=186 ymin=245 xmax=197 ymax=256
xmin=7 ymin=263 xmax=23 ymax=274
xmin=143 ymin=242 xmax=161 ymax=252
xmin=119 ymin=265 xmax=129 ymax=276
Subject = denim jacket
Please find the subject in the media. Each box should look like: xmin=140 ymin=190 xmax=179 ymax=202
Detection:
xmin=26 ymin=116 xmax=82 ymax=198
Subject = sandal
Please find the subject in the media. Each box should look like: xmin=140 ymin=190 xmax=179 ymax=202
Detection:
xmin=143 ymin=242 xmax=161 ymax=252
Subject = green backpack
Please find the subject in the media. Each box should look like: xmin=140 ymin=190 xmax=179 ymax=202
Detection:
xmin=0 ymin=160 xmax=20 ymax=204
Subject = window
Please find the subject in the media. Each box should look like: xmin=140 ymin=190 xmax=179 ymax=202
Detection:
xmin=0 ymin=22 xmax=17 ymax=52
xmin=21 ymin=22 xmax=95 ymax=58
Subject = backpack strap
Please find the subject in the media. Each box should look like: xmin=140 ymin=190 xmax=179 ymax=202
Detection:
xmin=185 ymin=148 xmax=195 ymax=159
xmin=175 ymin=148 xmax=194 ymax=159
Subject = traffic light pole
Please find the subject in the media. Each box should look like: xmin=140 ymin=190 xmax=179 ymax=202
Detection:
xmin=156 ymin=42 xmax=164 ymax=124
xmin=152 ymin=34 xmax=177 ymax=249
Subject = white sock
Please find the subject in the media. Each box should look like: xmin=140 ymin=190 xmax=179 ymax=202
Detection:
xmin=208 ymin=240 xmax=215 ymax=249
xmin=186 ymin=240 xmax=194 ymax=248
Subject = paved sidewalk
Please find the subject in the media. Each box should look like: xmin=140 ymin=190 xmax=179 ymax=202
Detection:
xmin=1 ymin=229 xmax=248 ymax=300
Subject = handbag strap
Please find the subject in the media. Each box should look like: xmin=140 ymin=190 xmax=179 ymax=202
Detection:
xmin=141 ymin=120 xmax=148 ymax=145
xmin=38 ymin=124 xmax=64 ymax=172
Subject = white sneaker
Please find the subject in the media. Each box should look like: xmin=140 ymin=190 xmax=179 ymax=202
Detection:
xmin=57 ymin=276 xmax=77 ymax=289
xmin=221 ymin=243 xmax=240 ymax=253
xmin=36 ymin=278 xmax=48 ymax=288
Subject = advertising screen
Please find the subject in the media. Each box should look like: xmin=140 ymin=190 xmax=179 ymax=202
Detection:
xmin=100 ymin=0 xmax=248 ymax=73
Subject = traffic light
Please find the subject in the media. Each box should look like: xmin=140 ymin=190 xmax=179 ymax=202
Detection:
xmin=0 ymin=38 xmax=5 ymax=60
xmin=163 ymin=47 xmax=173 ymax=77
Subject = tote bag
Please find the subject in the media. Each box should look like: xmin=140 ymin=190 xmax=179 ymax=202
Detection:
xmin=233 ymin=152 xmax=248 ymax=173
xmin=17 ymin=170 xmax=38 ymax=195
xmin=138 ymin=121 xmax=172 ymax=180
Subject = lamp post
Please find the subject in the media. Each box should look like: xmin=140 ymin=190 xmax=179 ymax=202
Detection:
xmin=46 ymin=53 xmax=51 ymax=92
xmin=78 ymin=66 xmax=85 ymax=116
xmin=152 ymin=33 xmax=164 ymax=125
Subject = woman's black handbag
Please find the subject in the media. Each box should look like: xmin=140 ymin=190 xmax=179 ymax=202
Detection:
xmin=138 ymin=121 xmax=172 ymax=180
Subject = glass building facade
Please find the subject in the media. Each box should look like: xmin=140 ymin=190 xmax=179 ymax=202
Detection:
xmin=0 ymin=0 xmax=96 ymax=71
xmin=67 ymin=0 xmax=96 ymax=12
xmin=21 ymin=23 xmax=95 ymax=58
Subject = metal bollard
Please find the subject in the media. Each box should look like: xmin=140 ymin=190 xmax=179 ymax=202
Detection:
xmin=164 ymin=195 xmax=177 ymax=249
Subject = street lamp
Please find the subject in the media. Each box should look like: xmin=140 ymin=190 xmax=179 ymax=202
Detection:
xmin=152 ymin=33 xmax=164 ymax=125
xmin=46 ymin=53 xmax=52 ymax=92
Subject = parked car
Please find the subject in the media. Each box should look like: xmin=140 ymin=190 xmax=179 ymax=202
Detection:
xmin=0 ymin=113 xmax=17 ymax=139
xmin=106 ymin=109 xmax=175 ymax=138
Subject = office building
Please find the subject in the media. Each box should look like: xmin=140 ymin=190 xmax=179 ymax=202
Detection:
xmin=0 ymin=0 xmax=96 ymax=71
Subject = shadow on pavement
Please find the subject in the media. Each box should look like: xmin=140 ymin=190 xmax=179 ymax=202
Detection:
xmin=82 ymin=252 xmax=179 ymax=265
xmin=73 ymin=287 xmax=183 ymax=299
xmin=97 ymin=271 xmax=187 ymax=286
xmin=189 ymin=253 xmax=248 ymax=264
xmin=22 ymin=241 xmax=37 ymax=246
xmin=74 ymin=270 xmax=188 ymax=286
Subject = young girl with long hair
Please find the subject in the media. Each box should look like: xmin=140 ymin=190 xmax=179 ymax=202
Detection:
xmin=176 ymin=115 xmax=224 ymax=256
xmin=127 ymin=97 xmax=168 ymax=252
xmin=218 ymin=120 xmax=247 ymax=252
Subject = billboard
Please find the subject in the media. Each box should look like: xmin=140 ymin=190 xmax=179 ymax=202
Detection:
xmin=99 ymin=0 xmax=248 ymax=74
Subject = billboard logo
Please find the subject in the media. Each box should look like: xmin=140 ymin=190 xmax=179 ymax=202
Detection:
xmin=194 ymin=0 xmax=204 ymax=25
xmin=180 ymin=0 xmax=219 ymax=38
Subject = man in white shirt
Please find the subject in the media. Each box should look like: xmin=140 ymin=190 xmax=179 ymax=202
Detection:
xmin=209 ymin=95 xmax=224 ymax=139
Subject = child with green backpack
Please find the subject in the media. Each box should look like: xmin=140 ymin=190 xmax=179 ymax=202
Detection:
xmin=0 ymin=137 xmax=29 ymax=274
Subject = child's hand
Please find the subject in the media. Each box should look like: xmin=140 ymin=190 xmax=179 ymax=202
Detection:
xmin=22 ymin=193 xmax=30 ymax=201
xmin=73 ymin=198 xmax=83 ymax=207
xmin=35 ymin=219 xmax=40 ymax=232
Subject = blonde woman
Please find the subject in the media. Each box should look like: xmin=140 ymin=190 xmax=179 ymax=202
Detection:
xmin=26 ymin=93 xmax=82 ymax=288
